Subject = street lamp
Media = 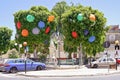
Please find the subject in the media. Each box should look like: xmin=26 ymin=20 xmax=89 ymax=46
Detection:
xmin=79 ymin=43 xmax=83 ymax=66
xmin=23 ymin=42 xmax=27 ymax=74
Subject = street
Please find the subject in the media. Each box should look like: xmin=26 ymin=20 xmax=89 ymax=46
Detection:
xmin=0 ymin=72 xmax=120 ymax=80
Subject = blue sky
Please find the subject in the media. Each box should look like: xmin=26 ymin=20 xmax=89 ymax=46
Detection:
xmin=0 ymin=0 xmax=120 ymax=40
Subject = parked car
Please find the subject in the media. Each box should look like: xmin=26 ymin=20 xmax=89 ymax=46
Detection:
xmin=91 ymin=57 xmax=116 ymax=68
xmin=116 ymin=58 xmax=120 ymax=64
xmin=0 ymin=58 xmax=46 ymax=73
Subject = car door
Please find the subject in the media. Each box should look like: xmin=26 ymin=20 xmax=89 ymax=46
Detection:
xmin=15 ymin=59 xmax=25 ymax=71
xmin=97 ymin=59 xmax=103 ymax=67
xmin=28 ymin=59 xmax=36 ymax=70
xmin=108 ymin=58 xmax=115 ymax=65
xmin=26 ymin=59 xmax=33 ymax=70
xmin=98 ymin=58 xmax=107 ymax=67
xmin=102 ymin=58 xmax=108 ymax=67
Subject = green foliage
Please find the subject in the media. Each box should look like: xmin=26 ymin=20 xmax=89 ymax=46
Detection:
xmin=14 ymin=2 xmax=107 ymax=57
xmin=0 ymin=27 xmax=12 ymax=53
xmin=52 ymin=1 xmax=70 ymax=16
xmin=104 ymin=25 xmax=111 ymax=32
xmin=38 ymin=53 xmax=47 ymax=62
xmin=8 ymin=50 xmax=19 ymax=58
xmin=14 ymin=6 xmax=57 ymax=53
xmin=52 ymin=1 xmax=70 ymax=33
xmin=62 ymin=5 xmax=107 ymax=56
xmin=9 ymin=40 xmax=16 ymax=50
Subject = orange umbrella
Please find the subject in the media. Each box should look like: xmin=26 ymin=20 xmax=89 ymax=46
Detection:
xmin=47 ymin=15 xmax=55 ymax=22
xmin=21 ymin=29 xmax=29 ymax=37
xmin=89 ymin=14 xmax=96 ymax=21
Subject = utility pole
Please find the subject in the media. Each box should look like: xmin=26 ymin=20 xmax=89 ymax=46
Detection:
xmin=23 ymin=42 xmax=27 ymax=74
xmin=79 ymin=43 xmax=83 ymax=66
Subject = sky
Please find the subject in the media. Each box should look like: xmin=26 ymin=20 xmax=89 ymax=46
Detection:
xmin=0 ymin=0 xmax=120 ymax=40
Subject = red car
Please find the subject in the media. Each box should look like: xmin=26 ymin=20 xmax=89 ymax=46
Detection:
xmin=116 ymin=58 xmax=120 ymax=64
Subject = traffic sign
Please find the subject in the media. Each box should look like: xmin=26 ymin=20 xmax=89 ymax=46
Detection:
xmin=103 ymin=41 xmax=110 ymax=48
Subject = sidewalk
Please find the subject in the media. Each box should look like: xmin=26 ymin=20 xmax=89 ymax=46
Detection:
xmin=46 ymin=64 xmax=84 ymax=69
xmin=17 ymin=65 xmax=120 ymax=77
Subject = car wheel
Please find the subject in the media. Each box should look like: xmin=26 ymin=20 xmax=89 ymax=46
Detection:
xmin=93 ymin=64 xmax=98 ymax=68
xmin=36 ymin=66 xmax=42 ymax=70
xmin=9 ymin=67 xmax=18 ymax=73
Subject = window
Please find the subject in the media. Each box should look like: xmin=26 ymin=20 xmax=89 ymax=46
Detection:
xmin=108 ymin=58 xmax=114 ymax=61
xmin=6 ymin=60 xmax=15 ymax=63
xmin=14 ymin=59 xmax=24 ymax=63
xmin=103 ymin=59 xmax=106 ymax=61
xmin=18 ymin=60 xmax=24 ymax=63
xmin=26 ymin=60 xmax=31 ymax=63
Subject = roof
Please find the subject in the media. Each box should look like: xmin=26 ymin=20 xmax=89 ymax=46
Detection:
xmin=108 ymin=25 xmax=120 ymax=33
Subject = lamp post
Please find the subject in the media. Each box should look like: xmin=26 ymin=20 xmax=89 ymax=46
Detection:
xmin=23 ymin=42 xmax=27 ymax=74
xmin=79 ymin=43 xmax=83 ymax=66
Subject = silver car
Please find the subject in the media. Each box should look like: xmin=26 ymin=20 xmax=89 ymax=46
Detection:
xmin=91 ymin=57 xmax=116 ymax=68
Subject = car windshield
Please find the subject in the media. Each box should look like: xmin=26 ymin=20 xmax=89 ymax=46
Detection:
xmin=26 ymin=59 xmax=35 ymax=63
xmin=107 ymin=58 xmax=114 ymax=61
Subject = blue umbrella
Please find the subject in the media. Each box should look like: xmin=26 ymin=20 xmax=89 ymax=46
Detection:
xmin=38 ymin=21 xmax=45 ymax=29
xmin=89 ymin=36 xmax=96 ymax=42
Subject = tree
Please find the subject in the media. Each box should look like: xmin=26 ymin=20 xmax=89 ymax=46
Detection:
xmin=14 ymin=6 xmax=57 ymax=57
xmin=52 ymin=1 xmax=70 ymax=32
xmin=61 ymin=5 xmax=107 ymax=57
xmin=52 ymin=1 xmax=69 ymax=17
xmin=9 ymin=40 xmax=19 ymax=51
xmin=8 ymin=49 xmax=19 ymax=58
xmin=0 ymin=27 xmax=12 ymax=55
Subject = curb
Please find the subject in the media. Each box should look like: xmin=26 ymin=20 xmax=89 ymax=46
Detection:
xmin=46 ymin=65 xmax=85 ymax=70
xmin=47 ymin=67 xmax=80 ymax=70
xmin=17 ymin=71 xmax=120 ymax=77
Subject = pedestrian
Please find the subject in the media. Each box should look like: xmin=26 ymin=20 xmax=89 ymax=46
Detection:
xmin=115 ymin=40 xmax=119 ymax=50
xmin=114 ymin=51 xmax=119 ymax=68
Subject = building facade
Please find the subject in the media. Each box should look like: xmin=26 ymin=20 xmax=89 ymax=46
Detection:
xmin=49 ymin=25 xmax=120 ymax=59
xmin=106 ymin=25 xmax=120 ymax=43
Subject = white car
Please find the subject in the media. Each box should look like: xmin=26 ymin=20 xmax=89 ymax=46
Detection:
xmin=91 ymin=57 xmax=116 ymax=68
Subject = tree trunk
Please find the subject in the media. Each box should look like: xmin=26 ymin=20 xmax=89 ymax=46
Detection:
xmin=0 ymin=52 xmax=1 ymax=58
xmin=33 ymin=46 xmax=38 ymax=58
xmin=90 ymin=57 xmax=92 ymax=68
